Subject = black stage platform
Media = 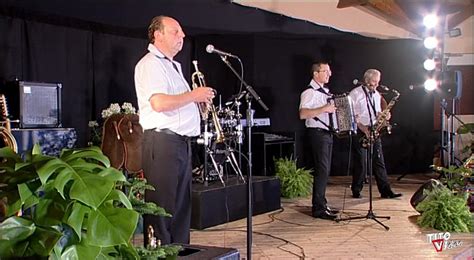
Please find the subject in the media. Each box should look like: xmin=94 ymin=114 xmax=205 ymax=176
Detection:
xmin=191 ymin=176 xmax=281 ymax=230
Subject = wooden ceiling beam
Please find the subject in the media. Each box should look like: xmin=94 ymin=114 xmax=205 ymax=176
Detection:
xmin=448 ymin=5 xmax=473 ymax=29
xmin=366 ymin=0 xmax=418 ymax=33
xmin=337 ymin=0 xmax=369 ymax=9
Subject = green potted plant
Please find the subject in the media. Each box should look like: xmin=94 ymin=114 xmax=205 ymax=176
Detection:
xmin=456 ymin=122 xmax=473 ymax=161
xmin=415 ymin=164 xmax=473 ymax=232
xmin=0 ymin=145 xmax=180 ymax=259
xmin=274 ymin=157 xmax=313 ymax=198
xmin=416 ymin=185 xmax=472 ymax=232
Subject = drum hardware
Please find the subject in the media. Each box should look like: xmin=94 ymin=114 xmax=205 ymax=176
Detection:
xmin=208 ymin=148 xmax=225 ymax=185
xmin=193 ymin=95 xmax=246 ymax=185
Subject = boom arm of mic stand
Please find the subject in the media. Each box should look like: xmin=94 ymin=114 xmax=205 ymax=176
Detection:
xmin=440 ymin=99 xmax=468 ymax=128
xmin=218 ymin=55 xmax=269 ymax=111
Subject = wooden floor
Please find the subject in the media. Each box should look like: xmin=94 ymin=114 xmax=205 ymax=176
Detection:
xmin=190 ymin=173 xmax=473 ymax=259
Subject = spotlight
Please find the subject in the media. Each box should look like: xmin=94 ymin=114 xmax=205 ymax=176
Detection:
xmin=423 ymin=59 xmax=436 ymax=71
xmin=448 ymin=28 xmax=462 ymax=38
xmin=424 ymin=37 xmax=438 ymax=49
xmin=423 ymin=14 xmax=438 ymax=29
xmin=424 ymin=79 xmax=437 ymax=91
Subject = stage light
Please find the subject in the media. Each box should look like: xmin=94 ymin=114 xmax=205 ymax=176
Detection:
xmin=448 ymin=28 xmax=462 ymax=38
xmin=423 ymin=59 xmax=436 ymax=71
xmin=424 ymin=79 xmax=437 ymax=91
xmin=424 ymin=37 xmax=438 ymax=49
xmin=423 ymin=14 xmax=438 ymax=29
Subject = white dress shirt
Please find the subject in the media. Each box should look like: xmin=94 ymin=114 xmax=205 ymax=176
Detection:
xmin=134 ymin=44 xmax=200 ymax=137
xmin=299 ymin=79 xmax=334 ymax=130
xmin=349 ymin=85 xmax=382 ymax=126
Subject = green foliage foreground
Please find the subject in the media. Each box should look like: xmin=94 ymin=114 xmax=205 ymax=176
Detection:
xmin=0 ymin=145 xmax=177 ymax=259
xmin=416 ymin=185 xmax=472 ymax=233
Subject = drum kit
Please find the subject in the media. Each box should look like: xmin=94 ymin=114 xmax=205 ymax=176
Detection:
xmin=191 ymin=60 xmax=245 ymax=185
xmin=192 ymin=96 xmax=246 ymax=186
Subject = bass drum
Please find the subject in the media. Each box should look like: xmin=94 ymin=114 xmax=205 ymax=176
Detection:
xmin=0 ymin=127 xmax=17 ymax=153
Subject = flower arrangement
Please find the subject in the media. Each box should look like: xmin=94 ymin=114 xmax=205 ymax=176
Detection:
xmin=88 ymin=102 xmax=138 ymax=146
xmin=101 ymin=102 xmax=137 ymax=118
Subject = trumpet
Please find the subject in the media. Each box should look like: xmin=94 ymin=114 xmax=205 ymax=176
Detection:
xmin=191 ymin=60 xmax=225 ymax=143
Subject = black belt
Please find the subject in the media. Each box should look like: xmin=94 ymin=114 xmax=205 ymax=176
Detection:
xmin=147 ymin=128 xmax=192 ymax=142
xmin=309 ymin=127 xmax=332 ymax=135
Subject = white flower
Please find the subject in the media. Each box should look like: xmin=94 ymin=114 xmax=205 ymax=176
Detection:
xmin=122 ymin=102 xmax=136 ymax=114
xmin=101 ymin=102 xmax=137 ymax=118
xmin=88 ymin=120 xmax=99 ymax=128
xmin=109 ymin=103 xmax=121 ymax=114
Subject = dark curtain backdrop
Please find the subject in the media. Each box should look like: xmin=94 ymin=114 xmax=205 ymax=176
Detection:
xmin=0 ymin=13 xmax=436 ymax=175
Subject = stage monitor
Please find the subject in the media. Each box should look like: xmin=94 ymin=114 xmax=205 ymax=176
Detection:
xmin=1 ymin=81 xmax=62 ymax=128
xmin=440 ymin=70 xmax=462 ymax=100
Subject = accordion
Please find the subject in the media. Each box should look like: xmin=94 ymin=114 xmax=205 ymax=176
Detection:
xmin=330 ymin=94 xmax=357 ymax=136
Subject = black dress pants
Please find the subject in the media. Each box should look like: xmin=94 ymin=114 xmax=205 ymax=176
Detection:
xmin=308 ymin=128 xmax=333 ymax=213
xmin=351 ymin=134 xmax=392 ymax=196
xmin=142 ymin=130 xmax=192 ymax=245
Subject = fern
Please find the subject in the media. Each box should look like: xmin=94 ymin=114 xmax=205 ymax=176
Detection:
xmin=416 ymin=186 xmax=472 ymax=232
xmin=274 ymin=157 xmax=313 ymax=198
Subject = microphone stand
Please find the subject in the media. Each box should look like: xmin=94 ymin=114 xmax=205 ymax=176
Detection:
xmin=336 ymin=89 xmax=390 ymax=230
xmin=217 ymin=55 xmax=268 ymax=260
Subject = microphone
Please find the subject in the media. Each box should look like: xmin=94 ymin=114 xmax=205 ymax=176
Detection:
xmin=353 ymin=79 xmax=389 ymax=91
xmin=352 ymin=79 xmax=365 ymax=86
xmin=378 ymin=85 xmax=390 ymax=91
xmin=206 ymin=44 xmax=238 ymax=58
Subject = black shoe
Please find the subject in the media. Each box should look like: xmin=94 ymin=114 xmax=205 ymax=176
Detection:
xmin=312 ymin=210 xmax=337 ymax=220
xmin=352 ymin=192 xmax=361 ymax=198
xmin=381 ymin=192 xmax=402 ymax=199
xmin=326 ymin=206 xmax=340 ymax=214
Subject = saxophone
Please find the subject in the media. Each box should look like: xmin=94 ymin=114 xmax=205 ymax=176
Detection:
xmin=361 ymin=89 xmax=400 ymax=148
xmin=0 ymin=94 xmax=17 ymax=153
xmin=191 ymin=60 xmax=225 ymax=144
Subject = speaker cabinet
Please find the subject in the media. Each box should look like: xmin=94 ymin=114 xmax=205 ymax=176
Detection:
xmin=440 ymin=70 xmax=462 ymax=99
xmin=1 ymin=81 xmax=62 ymax=128
xmin=410 ymin=179 xmax=442 ymax=212
xmin=174 ymin=244 xmax=239 ymax=260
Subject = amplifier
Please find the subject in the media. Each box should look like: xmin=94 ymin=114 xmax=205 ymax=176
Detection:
xmin=1 ymin=81 xmax=62 ymax=128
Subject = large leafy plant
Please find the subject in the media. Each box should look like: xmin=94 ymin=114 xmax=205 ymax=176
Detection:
xmin=0 ymin=145 xmax=140 ymax=258
xmin=274 ymin=157 xmax=313 ymax=199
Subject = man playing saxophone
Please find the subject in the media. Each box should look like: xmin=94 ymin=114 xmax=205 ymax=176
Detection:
xmin=134 ymin=15 xmax=214 ymax=245
xmin=349 ymin=69 xmax=402 ymax=199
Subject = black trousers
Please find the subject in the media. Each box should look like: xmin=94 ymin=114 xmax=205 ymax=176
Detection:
xmin=351 ymin=134 xmax=392 ymax=195
xmin=308 ymin=128 xmax=333 ymax=213
xmin=142 ymin=130 xmax=192 ymax=245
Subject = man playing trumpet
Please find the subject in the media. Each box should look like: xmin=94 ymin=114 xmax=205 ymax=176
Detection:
xmin=134 ymin=15 xmax=214 ymax=245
